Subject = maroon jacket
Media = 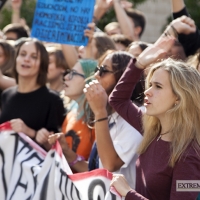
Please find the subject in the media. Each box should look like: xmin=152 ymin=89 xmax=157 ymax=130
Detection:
xmin=109 ymin=59 xmax=200 ymax=200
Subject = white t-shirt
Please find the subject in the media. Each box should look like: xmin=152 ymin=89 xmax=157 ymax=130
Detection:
xmin=99 ymin=112 xmax=143 ymax=189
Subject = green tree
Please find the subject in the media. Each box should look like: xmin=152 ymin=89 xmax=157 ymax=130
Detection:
xmin=163 ymin=0 xmax=200 ymax=33
xmin=97 ymin=0 xmax=148 ymax=30
xmin=0 ymin=0 xmax=154 ymax=31
xmin=184 ymin=0 xmax=200 ymax=28
xmin=0 ymin=0 xmax=36 ymax=30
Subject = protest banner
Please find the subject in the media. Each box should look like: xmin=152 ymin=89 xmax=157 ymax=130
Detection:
xmin=31 ymin=0 xmax=95 ymax=46
xmin=0 ymin=122 xmax=121 ymax=200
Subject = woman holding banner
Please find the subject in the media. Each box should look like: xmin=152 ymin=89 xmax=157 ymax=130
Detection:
xmin=0 ymin=38 xmax=66 ymax=150
xmin=61 ymin=59 xmax=97 ymax=165
xmin=49 ymin=50 xmax=143 ymax=189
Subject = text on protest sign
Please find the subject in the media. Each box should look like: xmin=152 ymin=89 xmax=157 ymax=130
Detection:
xmin=31 ymin=0 xmax=95 ymax=46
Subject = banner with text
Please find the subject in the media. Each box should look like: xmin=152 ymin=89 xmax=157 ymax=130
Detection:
xmin=31 ymin=0 xmax=95 ymax=46
xmin=0 ymin=123 xmax=121 ymax=200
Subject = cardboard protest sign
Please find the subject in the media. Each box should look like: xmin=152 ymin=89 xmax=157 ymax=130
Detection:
xmin=31 ymin=0 xmax=95 ymax=46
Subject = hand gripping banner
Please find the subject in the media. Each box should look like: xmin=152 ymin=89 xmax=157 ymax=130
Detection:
xmin=0 ymin=122 xmax=121 ymax=200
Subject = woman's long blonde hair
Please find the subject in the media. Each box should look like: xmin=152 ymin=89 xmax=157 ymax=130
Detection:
xmin=138 ymin=58 xmax=200 ymax=167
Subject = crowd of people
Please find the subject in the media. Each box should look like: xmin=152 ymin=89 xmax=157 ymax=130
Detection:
xmin=0 ymin=0 xmax=200 ymax=199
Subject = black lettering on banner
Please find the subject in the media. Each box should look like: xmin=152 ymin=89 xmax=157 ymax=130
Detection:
xmin=5 ymin=135 xmax=43 ymax=199
xmin=0 ymin=147 xmax=7 ymax=196
xmin=88 ymin=179 xmax=117 ymax=200
xmin=58 ymin=169 xmax=81 ymax=199
xmin=88 ymin=179 xmax=106 ymax=200
xmin=39 ymin=168 xmax=51 ymax=199
xmin=0 ymin=133 xmax=44 ymax=199
xmin=1 ymin=131 xmax=118 ymax=199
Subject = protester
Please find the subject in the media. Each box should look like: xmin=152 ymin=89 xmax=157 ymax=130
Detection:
xmin=109 ymin=37 xmax=200 ymax=199
xmin=0 ymin=38 xmax=66 ymax=150
xmin=127 ymin=41 xmax=151 ymax=58
xmin=104 ymin=22 xmax=121 ymax=36
xmin=125 ymin=8 xmax=146 ymax=41
xmin=93 ymin=0 xmax=146 ymax=41
xmin=110 ymin=34 xmax=132 ymax=51
xmin=127 ymin=41 xmax=151 ymax=106
xmin=2 ymin=23 xmax=30 ymax=40
xmin=77 ymin=31 xmax=117 ymax=61
xmin=49 ymin=51 xmax=143 ymax=189
xmin=0 ymin=0 xmax=200 ymax=199
xmin=62 ymin=28 xmax=116 ymax=68
xmin=61 ymin=59 xmax=97 ymax=163
xmin=0 ymin=39 xmax=15 ymax=111
xmin=46 ymin=45 xmax=69 ymax=93
xmin=171 ymin=0 xmax=200 ymax=56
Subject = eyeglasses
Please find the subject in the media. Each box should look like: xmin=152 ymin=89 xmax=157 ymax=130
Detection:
xmin=63 ymin=69 xmax=85 ymax=80
xmin=95 ymin=65 xmax=114 ymax=77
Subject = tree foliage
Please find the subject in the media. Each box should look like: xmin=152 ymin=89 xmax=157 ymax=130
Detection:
xmin=184 ymin=0 xmax=200 ymax=28
xmin=163 ymin=0 xmax=200 ymax=32
xmin=0 ymin=0 xmax=36 ymax=30
xmin=0 ymin=0 xmax=199 ymax=32
xmin=97 ymin=0 xmax=148 ymax=31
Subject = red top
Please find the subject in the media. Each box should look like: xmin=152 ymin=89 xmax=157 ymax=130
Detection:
xmin=109 ymin=59 xmax=200 ymax=200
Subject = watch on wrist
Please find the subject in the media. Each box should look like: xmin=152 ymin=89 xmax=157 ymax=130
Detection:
xmin=69 ymin=155 xmax=85 ymax=167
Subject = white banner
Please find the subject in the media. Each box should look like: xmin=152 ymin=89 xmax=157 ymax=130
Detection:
xmin=0 ymin=122 xmax=121 ymax=200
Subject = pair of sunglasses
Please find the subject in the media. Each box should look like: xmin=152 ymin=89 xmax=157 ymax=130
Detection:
xmin=63 ymin=69 xmax=85 ymax=81
xmin=95 ymin=65 xmax=114 ymax=77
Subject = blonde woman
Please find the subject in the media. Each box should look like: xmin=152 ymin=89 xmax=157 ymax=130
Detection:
xmin=109 ymin=38 xmax=200 ymax=199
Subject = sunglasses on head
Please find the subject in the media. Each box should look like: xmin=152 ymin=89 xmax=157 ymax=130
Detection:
xmin=95 ymin=65 xmax=114 ymax=77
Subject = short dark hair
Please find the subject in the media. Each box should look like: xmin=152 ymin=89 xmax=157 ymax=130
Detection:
xmin=99 ymin=50 xmax=134 ymax=83
xmin=93 ymin=32 xmax=116 ymax=59
xmin=3 ymin=23 xmax=30 ymax=39
xmin=110 ymin=34 xmax=133 ymax=48
xmin=125 ymin=8 xmax=146 ymax=37
xmin=13 ymin=38 xmax=48 ymax=86
xmin=47 ymin=46 xmax=69 ymax=70
xmin=111 ymin=51 xmax=134 ymax=82
xmin=127 ymin=41 xmax=150 ymax=52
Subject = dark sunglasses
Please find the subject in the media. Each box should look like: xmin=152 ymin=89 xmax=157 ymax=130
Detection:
xmin=95 ymin=65 xmax=114 ymax=77
xmin=63 ymin=69 xmax=85 ymax=81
